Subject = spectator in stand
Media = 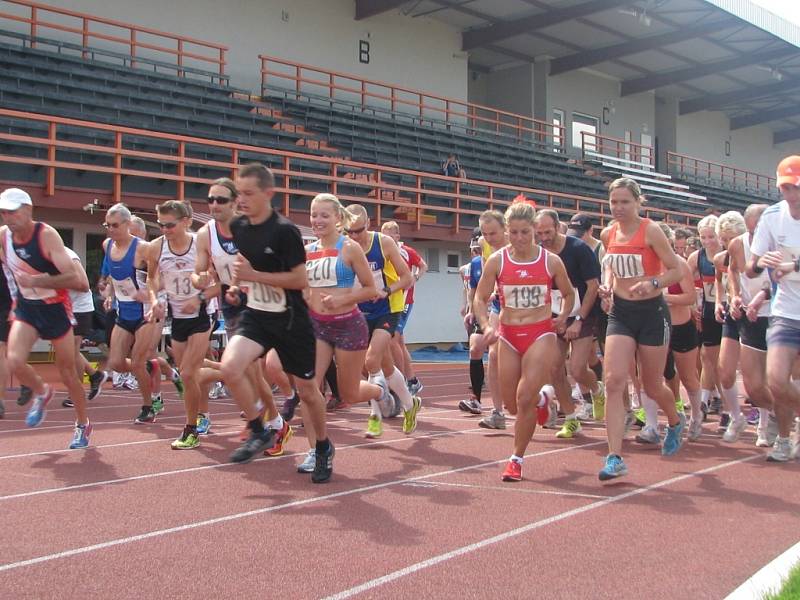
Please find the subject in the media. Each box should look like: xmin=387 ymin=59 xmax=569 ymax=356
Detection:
xmin=442 ymin=154 xmax=466 ymax=179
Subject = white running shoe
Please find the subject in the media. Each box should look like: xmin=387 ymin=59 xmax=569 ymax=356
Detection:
xmin=722 ymin=413 xmax=747 ymax=443
xmin=688 ymin=418 xmax=703 ymax=442
xmin=767 ymin=438 xmax=792 ymax=463
xmin=635 ymin=426 xmax=660 ymax=445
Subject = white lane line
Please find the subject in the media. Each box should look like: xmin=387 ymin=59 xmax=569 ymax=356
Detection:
xmin=0 ymin=426 xmax=487 ymax=501
xmin=725 ymin=540 xmax=800 ymax=600
xmin=405 ymin=480 xmax=607 ymax=500
xmin=321 ymin=453 xmax=761 ymax=600
xmin=0 ymin=442 xmax=602 ymax=572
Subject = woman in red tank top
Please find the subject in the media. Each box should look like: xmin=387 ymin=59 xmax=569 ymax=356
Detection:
xmin=474 ymin=202 xmax=574 ymax=482
xmin=596 ymin=178 xmax=684 ymax=481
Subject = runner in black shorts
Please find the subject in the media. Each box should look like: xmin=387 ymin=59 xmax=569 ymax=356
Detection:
xmin=220 ymin=163 xmax=334 ymax=482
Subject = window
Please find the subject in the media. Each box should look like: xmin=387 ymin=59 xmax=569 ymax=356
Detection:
xmin=426 ymin=248 xmax=440 ymax=273
xmin=553 ymin=108 xmax=565 ymax=151
xmin=640 ymin=133 xmax=652 ymax=166
xmin=55 ymin=228 xmax=74 ymax=249
xmin=572 ymin=112 xmax=599 ymax=152
xmin=85 ymin=233 xmax=107 ymax=288
xmin=446 ymin=252 xmax=460 ymax=273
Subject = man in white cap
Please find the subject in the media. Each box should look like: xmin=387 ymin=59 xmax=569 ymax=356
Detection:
xmin=0 ymin=188 xmax=93 ymax=448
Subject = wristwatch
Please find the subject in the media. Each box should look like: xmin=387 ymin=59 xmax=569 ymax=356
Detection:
xmin=383 ymin=285 xmax=392 ymax=295
xmin=651 ymin=278 xmax=660 ymax=289
xmin=574 ymin=315 xmax=582 ymax=322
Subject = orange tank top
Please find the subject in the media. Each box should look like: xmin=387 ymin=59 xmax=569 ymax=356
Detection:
xmin=605 ymin=218 xmax=661 ymax=279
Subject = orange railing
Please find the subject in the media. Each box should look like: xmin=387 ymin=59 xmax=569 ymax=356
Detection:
xmin=667 ymin=152 xmax=776 ymax=196
xmin=0 ymin=0 xmax=227 ymax=79
xmin=581 ymin=131 xmax=653 ymax=166
xmin=259 ymin=55 xmax=564 ymax=149
xmin=0 ymin=109 xmax=699 ymax=231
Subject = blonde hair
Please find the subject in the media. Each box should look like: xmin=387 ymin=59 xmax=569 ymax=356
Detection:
xmin=479 ymin=209 xmax=505 ymax=228
xmin=505 ymin=201 xmax=536 ymax=224
xmin=312 ymin=193 xmax=353 ymax=229
xmin=716 ymin=211 xmax=746 ymax=238
xmin=608 ymin=177 xmax=643 ymax=202
xmin=381 ymin=220 xmax=399 ymax=233
xmin=697 ymin=214 xmax=718 ymax=233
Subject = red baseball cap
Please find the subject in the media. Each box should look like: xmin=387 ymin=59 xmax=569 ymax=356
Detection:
xmin=777 ymin=155 xmax=800 ymax=187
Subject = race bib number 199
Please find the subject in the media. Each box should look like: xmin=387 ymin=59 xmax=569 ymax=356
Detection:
xmin=503 ymin=284 xmax=547 ymax=309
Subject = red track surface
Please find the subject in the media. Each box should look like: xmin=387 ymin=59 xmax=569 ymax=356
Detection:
xmin=1 ymin=364 xmax=799 ymax=599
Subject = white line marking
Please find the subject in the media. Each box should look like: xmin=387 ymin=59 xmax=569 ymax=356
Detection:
xmin=0 ymin=442 xmax=602 ymax=572
xmin=725 ymin=539 xmax=800 ymax=600
xmin=321 ymin=454 xmax=761 ymax=600
xmin=406 ymin=480 xmax=607 ymax=500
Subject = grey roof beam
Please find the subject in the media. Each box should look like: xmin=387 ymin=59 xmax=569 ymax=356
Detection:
xmin=775 ymin=127 xmax=800 ymax=145
xmin=355 ymin=0 xmax=409 ymax=20
xmin=462 ymin=0 xmax=630 ymax=51
xmin=732 ymin=105 xmax=800 ymax=130
xmin=680 ymin=78 xmax=800 ymax=115
xmin=621 ymin=46 xmax=794 ymax=96
xmin=549 ymin=19 xmax=738 ymax=76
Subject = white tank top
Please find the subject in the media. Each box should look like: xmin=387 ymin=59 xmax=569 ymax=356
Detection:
xmin=3 ymin=228 xmax=58 ymax=302
xmin=65 ymin=248 xmax=94 ymax=313
xmin=208 ymin=219 xmax=238 ymax=286
xmin=740 ymin=232 xmax=770 ymax=317
xmin=159 ymin=234 xmax=200 ymax=318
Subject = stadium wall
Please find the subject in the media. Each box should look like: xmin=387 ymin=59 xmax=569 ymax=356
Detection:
xmin=32 ymin=0 xmax=467 ymax=100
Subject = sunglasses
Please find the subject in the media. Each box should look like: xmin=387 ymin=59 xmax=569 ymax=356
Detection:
xmin=157 ymin=221 xmax=179 ymax=229
xmin=346 ymin=225 xmax=367 ymax=235
xmin=102 ymin=221 xmax=124 ymax=229
xmin=207 ymin=195 xmax=232 ymax=205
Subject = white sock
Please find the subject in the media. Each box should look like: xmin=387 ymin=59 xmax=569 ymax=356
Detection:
xmin=537 ymin=389 xmax=547 ymax=408
xmin=721 ymin=384 xmax=741 ymax=419
xmin=700 ymin=389 xmax=712 ymax=407
xmin=758 ymin=408 xmax=770 ymax=430
xmin=387 ymin=367 xmax=413 ymax=411
xmin=265 ymin=414 xmax=283 ymax=430
xmin=687 ymin=389 xmax=702 ymax=421
xmin=367 ymin=371 xmax=384 ymax=419
xmin=510 ymin=454 xmax=523 ymax=464
xmin=641 ymin=392 xmax=659 ymax=429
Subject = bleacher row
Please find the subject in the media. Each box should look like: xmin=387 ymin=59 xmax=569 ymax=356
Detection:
xmin=0 ymin=29 xmax=778 ymax=224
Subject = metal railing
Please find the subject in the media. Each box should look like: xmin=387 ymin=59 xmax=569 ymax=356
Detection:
xmin=581 ymin=131 xmax=653 ymax=166
xmin=0 ymin=0 xmax=227 ymax=79
xmin=667 ymin=151 xmax=776 ymax=195
xmin=259 ymin=55 xmax=564 ymax=148
xmin=0 ymin=109 xmax=700 ymax=233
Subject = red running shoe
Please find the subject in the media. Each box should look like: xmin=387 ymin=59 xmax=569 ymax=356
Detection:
xmin=537 ymin=397 xmax=551 ymax=427
xmin=264 ymin=421 xmax=293 ymax=456
xmin=501 ymin=460 xmax=522 ymax=482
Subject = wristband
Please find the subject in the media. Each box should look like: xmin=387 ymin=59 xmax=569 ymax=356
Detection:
xmin=753 ymin=264 xmax=765 ymax=274
xmin=383 ymin=285 xmax=392 ymax=295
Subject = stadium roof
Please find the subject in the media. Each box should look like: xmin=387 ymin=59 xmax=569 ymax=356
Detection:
xmin=357 ymin=0 xmax=800 ymax=143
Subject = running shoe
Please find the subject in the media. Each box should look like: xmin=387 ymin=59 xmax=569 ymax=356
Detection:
xmin=312 ymin=440 xmax=335 ymax=483
xmin=538 ymin=385 xmax=555 ymax=427
xmin=479 ymin=409 xmax=506 ymax=430
xmin=746 ymin=408 xmax=760 ymax=426
xmin=402 ymin=395 xmax=422 ymax=434
xmin=88 ymin=371 xmax=108 ymax=401
xmin=325 ymin=394 xmax=343 ymax=412
xmin=688 ymin=418 xmax=703 ymax=442
xmin=377 ymin=379 xmax=394 ymax=418
xmin=281 ymin=394 xmax=300 ymax=422
xmin=767 ymin=438 xmax=792 ymax=463
xmin=722 ymin=414 xmax=747 ymax=443
xmin=458 ymin=398 xmax=472 ymax=412
xmin=709 ymin=396 xmax=722 ymax=415
xmin=389 ymin=391 xmax=403 ymax=419
xmin=623 ymin=410 xmax=636 ymax=434
xmin=62 ymin=398 xmax=74 ymax=408
xmin=501 ymin=460 xmax=522 ymax=482
xmin=675 ymin=397 xmax=685 ymax=414
xmin=25 ymin=385 xmax=52 ymax=427
xmin=718 ymin=413 xmax=731 ymax=433
xmin=134 ymin=405 xmax=156 ymax=424
xmin=365 ymin=414 xmax=383 ymax=438
xmin=633 ymin=407 xmax=646 ymax=429
xmin=265 ymin=421 xmax=293 ymax=456
xmin=543 ymin=401 xmax=558 ymax=429
xmin=123 ymin=374 xmax=139 ymax=390
xmin=556 ymin=418 xmax=582 ymax=439
xmin=661 ymin=413 xmax=686 ymax=456
xmin=170 ymin=368 xmax=184 ymax=398
xmin=576 ymin=401 xmax=593 ymax=421
xmin=151 ymin=393 xmax=164 ymax=415
xmin=171 ymin=427 xmax=200 ymax=450
xmin=408 ymin=378 xmax=424 ymax=396
xmin=111 ymin=372 xmax=125 ymax=389
xmin=297 ymin=448 xmax=316 ymax=473
xmin=17 ymin=384 xmax=32 ymax=406
xmin=68 ymin=422 xmax=92 ymax=449
xmin=465 ymin=398 xmax=482 ymax=415
xmin=635 ymin=426 xmax=660 ymax=445
xmin=592 ymin=383 xmax=606 ymax=421
xmin=700 ymin=399 xmax=709 ymax=422
xmin=0 ymin=402 xmax=4 ymax=419
xmin=599 ymin=454 xmax=627 ymax=481
xmin=230 ymin=428 xmax=275 ymax=463
xmin=208 ymin=381 xmax=224 ymax=400
xmin=196 ymin=413 xmax=211 ymax=435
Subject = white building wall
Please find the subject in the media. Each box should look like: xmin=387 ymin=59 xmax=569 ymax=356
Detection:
xmin=27 ymin=0 xmax=466 ymax=101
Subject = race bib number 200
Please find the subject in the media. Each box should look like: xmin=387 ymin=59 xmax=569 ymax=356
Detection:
xmin=606 ymin=253 xmax=644 ymax=279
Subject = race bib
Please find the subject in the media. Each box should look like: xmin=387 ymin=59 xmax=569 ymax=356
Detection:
xmin=503 ymin=284 xmax=548 ymax=310
xmin=112 ymin=276 xmax=139 ymax=302
xmin=550 ymin=286 xmax=580 ymax=317
xmin=306 ymin=255 xmax=338 ymax=288
xmin=244 ymin=281 xmax=286 ymax=312
xmin=702 ymin=278 xmax=716 ymax=301
xmin=163 ymin=272 xmax=193 ymax=299
xmin=213 ymin=254 xmax=237 ymax=286
xmin=780 ymin=246 xmax=800 ymax=282
xmin=605 ymin=253 xmax=644 ymax=279
xmin=371 ymin=269 xmax=384 ymax=289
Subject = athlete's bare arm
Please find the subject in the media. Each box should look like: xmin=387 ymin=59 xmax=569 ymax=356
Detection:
xmin=548 ymin=253 xmax=575 ymax=330
xmin=145 ymin=236 xmax=165 ymax=321
xmin=378 ymin=233 xmax=412 ymax=296
xmin=22 ymin=225 xmax=89 ymax=291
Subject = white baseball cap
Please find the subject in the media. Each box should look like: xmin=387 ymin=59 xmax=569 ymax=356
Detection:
xmin=0 ymin=188 xmax=33 ymax=211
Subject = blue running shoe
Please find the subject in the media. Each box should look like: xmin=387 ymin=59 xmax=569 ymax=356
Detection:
xmin=69 ymin=422 xmax=92 ymax=449
xmin=662 ymin=413 xmax=686 ymax=456
xmin=599 ymin=454 xmax=628 ymax=481
xmin=196 ymin=413 xmax=211 ymax=435
xmin=25 ymin=385 xmax=53 ymax=427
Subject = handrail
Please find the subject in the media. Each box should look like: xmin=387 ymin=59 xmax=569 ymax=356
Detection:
xmin=667 ymin=151 xmax=776 ymax=195
xmin=0 ymin=0 xmax=227 ymax=78
xmin=581 ymin=131 xmax=653 ymax=165
xmin=259 ymin=54 xmax=564 ymax=149
xmin=0 ymin=108 xmax=699 ymax=231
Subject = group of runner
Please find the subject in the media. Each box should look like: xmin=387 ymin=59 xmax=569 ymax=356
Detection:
xmin=2 ymin=155 xmax=799 ymax=484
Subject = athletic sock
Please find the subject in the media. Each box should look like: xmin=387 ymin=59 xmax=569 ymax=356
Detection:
xmin=687 ymin=389 xmax=702 ymax=421
xmin=249 ymin=417 xmax=265 ymax=434
xmin=469 ymin=359 xmax=484 ymax=401
xmin=315 ymin=438 xmax=331 ymax=454
xmin=641 ymin=392 xmax=659 ymax=429
xmin=700 ymin=388 xmax=712 ymax=408
xmin=510 ymin=454 xmax=523 ymax=464
xmin=387 ymin=367 xmax=413 ymax=411
xmin=721 ymin=383 xmax=741 ymax=419
xmin=758 ymin=408 xmax=770 ymax=429
xmin=265 ymin=414 xmax=284 ymax=431
xmin=368 ymin=371 xmax=385 ymax=418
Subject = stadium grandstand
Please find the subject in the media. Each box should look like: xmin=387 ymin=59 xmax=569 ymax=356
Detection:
xmin=0 ymin=0 xmax=797 ymax=345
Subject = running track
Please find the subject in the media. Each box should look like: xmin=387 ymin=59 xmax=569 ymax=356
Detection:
xmin=1 ymin=364 xmax=799 ymax=599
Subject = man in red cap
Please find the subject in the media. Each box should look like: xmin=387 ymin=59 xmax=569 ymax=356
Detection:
xmin=746 ymin=155 xmax=800 ymax=462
